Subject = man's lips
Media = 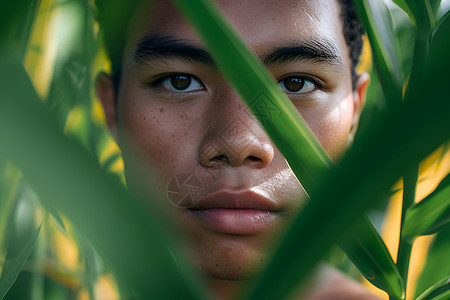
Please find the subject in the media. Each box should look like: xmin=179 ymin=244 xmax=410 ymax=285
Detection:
xmin=187 ymin=190 xmax=280 ymax=235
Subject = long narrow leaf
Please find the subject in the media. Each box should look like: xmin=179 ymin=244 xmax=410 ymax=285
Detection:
xmin=339 ymin=216 xmax=404 ymax=299
xmin=392 ymin=0 xmax=414 ymax=20
xmin=414 ymin=228 xmax=450 ymax=298
xmin=404 ymin=0 xmax=436 ymax=35
xmin=0 ymin=223 xmax=41 ymax=299
xmin=416 ymin=276 xmax=450 ymax=300
xmin=354 ymin=0 xmax=403 ymax=106
xmin=402 ymin=173 xmax=450 ymax=240
xmin=0 ymin=56 xmax=209 ymax=300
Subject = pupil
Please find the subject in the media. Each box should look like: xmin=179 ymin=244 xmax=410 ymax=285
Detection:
xmin=171 ymin=75 xmax=191 ymax=90
xmin=284 ymin=78 xmax=304 ymax=92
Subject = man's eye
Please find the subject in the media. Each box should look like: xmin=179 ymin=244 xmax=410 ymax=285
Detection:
xmin=279 ymin=77 xmax=317 ymax=94
xmin=160 ymin=74 xmax=204 ymax=92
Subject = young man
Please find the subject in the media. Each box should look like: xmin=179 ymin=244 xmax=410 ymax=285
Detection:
xmin=96 ymin=0 xmax=377 ymax=298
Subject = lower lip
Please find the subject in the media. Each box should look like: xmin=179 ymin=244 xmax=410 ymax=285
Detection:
xmin=189 ymin=209 xmax=276 ymax=235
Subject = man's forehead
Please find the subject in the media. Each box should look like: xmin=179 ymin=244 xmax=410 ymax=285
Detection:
xmin=125 ymin=0 xmax=347 ymax=66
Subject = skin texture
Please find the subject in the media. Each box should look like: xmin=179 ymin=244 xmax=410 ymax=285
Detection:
xmin=97 ymin=0 xmax=375 ymax=298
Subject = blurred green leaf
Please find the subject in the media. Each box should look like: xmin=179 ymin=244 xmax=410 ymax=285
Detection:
xmin=0 ymin=57 xmax=209 ymax=300
xmin=402 ymin=174 xmax=450 ymax=240
xmin=414 ymin=228 xmax=450 ymax=298
xmin=340 ymin=216 xmax=404 ymax=299
xmin=0 ymin=223 xmax=41 ymax=299
xmin=0 ymin=163 xmax=21 ymax=257
xmin=78 ymin=233 xmax=101 ymax=300
xmin=0 ymin=0 xmax=40 ymax=60
xmin=354 ymin=0 xmax=403 ymax=106
xmin=404 ymin=0 xmax=436 ymax=35
xmin=416 ymin=275 xmax=450 ymax=300
xmin=392 ymin=0 xmax=414 ymax=19
xmin=171 ymin=0 xmax=333 ymax=194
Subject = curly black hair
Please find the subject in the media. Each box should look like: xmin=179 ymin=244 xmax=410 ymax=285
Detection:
xmin=95 ymin=0 xmax=364 ymax=89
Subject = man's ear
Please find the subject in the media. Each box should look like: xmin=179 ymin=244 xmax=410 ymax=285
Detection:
xmin=348 ymin=72 xmax=370 ymax=146
xmin=96 ymin=72 xmax=119 ymax=142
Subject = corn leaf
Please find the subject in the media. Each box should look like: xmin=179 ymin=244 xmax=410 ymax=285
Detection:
xmin=416 ymin=275 xmax=450 ymax=300
xmin=339 ymin=216 xmax=405 ymax=299
xmin=0 ymin=222 xmax=41 ymax=299
xmin=414 ymin=228 xmax=450 ymax=298
xmin=354 ymin=0 xmax=403 ymax=106
xmin=392 ymin=0 xmax=414 ymax=20
xmin=402 ymin=174 xmax=450 ymax=240
xmin=0 ymin=56 xmax=209 ymax=300
xmin=403 ymin=0 xmax=437 ymax=34
xmin=0 ymin=0 xmax=40 ymax=61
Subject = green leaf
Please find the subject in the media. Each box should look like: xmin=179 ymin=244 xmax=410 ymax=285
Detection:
xmin=416 ymin=275 xmax=450 ymax=300
xmin=0 ymin=223 xmax=41 ymax=299
xmin=339 ymin=216 xmax=405 ymax=299
xmin=0 ymin=163 xmax=21 ymax=256
xmin=0 ymin=0 xmax=40 ymax=60
xmin=354 ymin=0 xmax=403 ymax=106
xmin=402 ymin=174 xmax=450 ymax=240
xmin=171 ymin=0 xmax=333 ymax=194
xmin=392 ymin=0 xmax=414 ymax=22
xmin=404 ymin=0 xmax=436 ymax=35
xmin=414 ymin=228 xmax=450 ymax=298
xmin=0 ymin=57 xmax=209 ymax=300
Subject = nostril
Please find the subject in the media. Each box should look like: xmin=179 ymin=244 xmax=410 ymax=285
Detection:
xmin=212 ymin=154 xmax=228 ymax=162
xmin=248 ymin=156 xmax=263 ymax=164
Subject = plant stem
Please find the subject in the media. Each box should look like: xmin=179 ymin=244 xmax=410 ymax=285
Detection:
xmin=395 ymin=165 xmax=419 ymax=300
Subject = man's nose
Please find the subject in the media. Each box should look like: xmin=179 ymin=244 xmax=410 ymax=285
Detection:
xmin=198 ymin=92 xmax=274 ymax=169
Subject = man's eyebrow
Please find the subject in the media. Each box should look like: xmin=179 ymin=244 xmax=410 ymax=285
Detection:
xmin=262 ymin=39 xmax=343 ymax=67
xmin=133 ymin=33 xmax=215 ymax=66
xmin=133 ymin=34 xmax=342 ymax=70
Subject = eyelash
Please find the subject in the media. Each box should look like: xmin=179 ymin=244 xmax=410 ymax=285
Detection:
xmin=150 ymin=73 xmax=321 ymax=100
xmin=278 ymin=75 xmax=321 ymax=96
xmin=150 ymin=73 xmax=206 ymax=99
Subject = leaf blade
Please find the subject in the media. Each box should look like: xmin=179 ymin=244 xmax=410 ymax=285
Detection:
xmin=0 ymin=223 xmax=41 ymax=299
xmin=402 ymin=174 xmax=450 ymax=240
xmin=354 ymin=0 xmax=404 ymax=106
xmin=416 ymin=275 xmax=450 ymax=300
xmin=339 ymin=216 xmax=405 ymax=299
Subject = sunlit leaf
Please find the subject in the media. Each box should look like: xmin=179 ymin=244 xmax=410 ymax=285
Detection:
xmin=354 ymin=0 xmax=403 ymax=106
xmin=414 ymin=228 xmax=450 ymax=298
xmin=339 ymin=216 xmax=404 ymax=299
xmin=402 ymin=174 xmax=450 ymax=240
xmin=416 ymin=275 xmax=450 ymax=300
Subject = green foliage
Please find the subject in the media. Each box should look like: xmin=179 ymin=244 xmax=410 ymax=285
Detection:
xmin=402 ymin=174 xmax=450 ymax=240
xmin=339 ymin=216 xmax=404 ymax=299
xmin=0 ymin=0 xmax=449 ymax=300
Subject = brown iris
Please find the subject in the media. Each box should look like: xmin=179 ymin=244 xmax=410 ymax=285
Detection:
xmin=171 ymin=75 xmax=191 ymax=90
xmin=283 ymin=77 xmax=305 ymax=92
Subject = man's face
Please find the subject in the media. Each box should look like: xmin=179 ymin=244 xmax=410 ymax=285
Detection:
xmin=98 ymin=0 xmax=367 ymax=282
